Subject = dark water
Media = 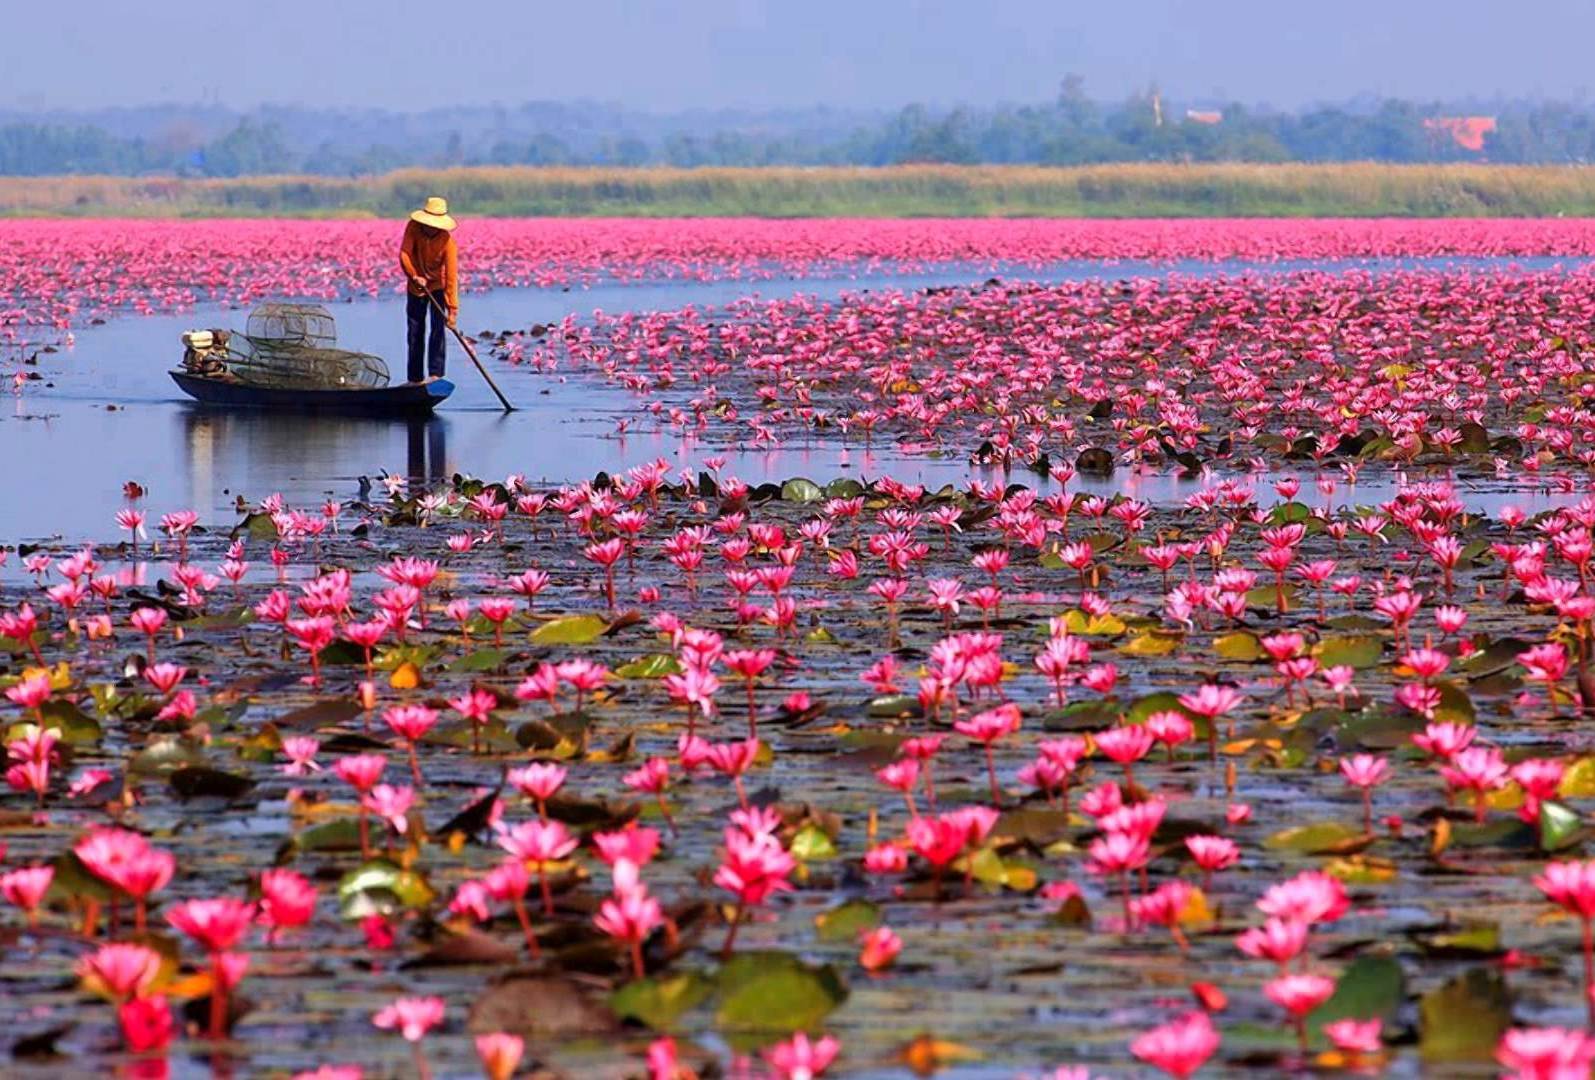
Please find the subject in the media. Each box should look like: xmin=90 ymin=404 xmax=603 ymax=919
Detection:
xmin=5 ymin=255 xmax=1587 ymax=543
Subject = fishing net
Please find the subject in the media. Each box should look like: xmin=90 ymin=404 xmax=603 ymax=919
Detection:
xmin=182 ymin=302 xmax=389 ymax=389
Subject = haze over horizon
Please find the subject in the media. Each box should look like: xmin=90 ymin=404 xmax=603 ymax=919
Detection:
xmin=7 ymin=0 xmax=1594 ymax=114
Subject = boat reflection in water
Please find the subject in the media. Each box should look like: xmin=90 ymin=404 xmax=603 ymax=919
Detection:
xmin=181 ymin=408 xmax=450 ymax=514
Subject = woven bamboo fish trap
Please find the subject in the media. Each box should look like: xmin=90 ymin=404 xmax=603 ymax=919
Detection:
xmin=220 ymin=302 xmax=390 ymax=389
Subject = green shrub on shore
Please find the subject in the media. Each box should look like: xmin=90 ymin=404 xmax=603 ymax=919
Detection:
xmin=6 ymin=163 xmax=1595 ymax=218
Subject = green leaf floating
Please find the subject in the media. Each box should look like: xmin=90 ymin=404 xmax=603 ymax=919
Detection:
xmin=1315 ymin=634 xmax=1384 ymax=670
xmin=1213 ymin=631 xmax=1264 ymax=662
xmin=1419 ymin=967 xmax=1512 ymax=1062
xmin=610 ymin=972 xmax=714 ymax=1030
xmin=814 ymin=899 xmax=880 ymax=943
xmin=780 ymin=478 xmax=823 ymax=503
xmin=338 ymin=857 xmax=435 ymax=916
xmin=714 ymin=951 xmax=848 ymax=1035
xmin=615 ymin=653 xmax=682 ymax=679
xmin=1262 ymin=820 xmax=1368 ymax=855
xmin=789 ymin=824 xmax=838 ymax=861
xmin=1539 ymin=800 xmax=1584 ymax=852
xmin=449 ymin=648 xmax=512 ymax=673
xmin=530 ymin=614 xmax=609 ymax=645
xmin=1308 ymin=954 xmax=1405 ymax=1046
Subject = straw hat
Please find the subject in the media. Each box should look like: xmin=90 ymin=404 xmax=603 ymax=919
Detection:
xmin=410 ymin=196 xmax=457 ymax=231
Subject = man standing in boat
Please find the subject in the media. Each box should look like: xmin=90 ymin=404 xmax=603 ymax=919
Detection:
xmin=399 ymin=196 xmax=459 ymax=384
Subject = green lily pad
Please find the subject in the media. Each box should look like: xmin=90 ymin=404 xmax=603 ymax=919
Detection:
xmin=1043 ymin=698 xmax=1120 ymax=731
xmin=282 ymin=817 xmax=365 ymax=859
xmin=449 ymin=648 xmax=512 ymax=673
xmin=1268 ymin=501 xmax=1313 ymax=524
xmin=1125 ymin=692 xmax=1203 ymax=732
xmin=126 ymin=735 xmax=205 ymax=777
xmin=530 ymin=614 xmax=609 ymax=646
xmin=814 ymin=899 xmax=881 ymax=943
xmin=1058 ymin=610 xmax=1127 ymax=637
xmin=1245 ymin=584 xmax=1300 ymax=609
xmin=1213 ymin=632 xmax=1264 ymax=662
xmin=714 ymin=951 xmax=848 ymax=1035
xmin=1418 ymin=967 xmax=1512 ymax=1062
xmin=34 ymin=697 xmax=100 ymax=745
xmin=790 ymin=824 xmax=838 ymax=862
xmin=338 ymin=858 xmax=435 ymax=915
xmin=1263 ymin=821 xmax=1368 ymax=855
xmin=780 ymin=478 xmax=823 ymax=503
xmin=615 ymin=653 xmax=682 ymax=679
xmin=1316 ymin=635 xmax=1385 ymax=670
xmin=867 ymin=694 xmax=922 ymax=719
xmin=1308 ymin=954 xmax=1405 ymax=1045
xmin=1119 ymin=632 xmax=1183 ymax=657
xmin=374 ymin=644 xmax=442 ymax=671
xmin=610 ymin=972 xmax=714 ymax=1030
xmin=1539 ymin=800 xmax=1584 ymax=852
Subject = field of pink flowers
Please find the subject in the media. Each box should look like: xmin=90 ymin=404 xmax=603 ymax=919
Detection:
xmin=8 ymin=215 xmax=1595 ymax=351
xmin=6 ymin=218 xmax=1595 ymax=1078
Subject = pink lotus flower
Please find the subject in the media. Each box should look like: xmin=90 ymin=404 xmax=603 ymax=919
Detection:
xmin=1496 ymin=1026 xmax=1595 ymax=1080
xmin=1257 ymin=870 xmax=1348 ymax=925
xmin=1236 ymin=916 xmax=1308 ymax=967
xmin=119 ymin=993 xmax=174 ymax=1053
xmin=764 ymin=1032 xmax=840 ymax=1079
xmin=1265 ymin=973 xmax=1336 ymax=1049
xmin=78 ymin=941 xmax=162 ymax=1000
xmin=373 ymin=994 xmax=445 ymax=1041
xmin=475 ymin=1032 xmax=525 ymax=1080
xmin=1130 ymin=1011 xmax=1220 ymax=1078
xmin=594 ymin=885 xmax=664 ymax=978
xmin=1322 ymin=1017 xmax=1383 ymax=1055
xmin=258 ymin=868 xmax=318 ymax=942
xmin=0 ymin=864 xmax=53 ymax=924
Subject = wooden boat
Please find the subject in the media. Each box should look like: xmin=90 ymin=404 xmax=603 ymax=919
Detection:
xmin=171 ymin=372 xmax=455 ymax=417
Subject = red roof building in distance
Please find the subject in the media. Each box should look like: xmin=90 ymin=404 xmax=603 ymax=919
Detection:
xmin=1423 ymin=116 xmax=1497 ymax=152
xmin=1185 ymin=109 xmax=1223 ymax=125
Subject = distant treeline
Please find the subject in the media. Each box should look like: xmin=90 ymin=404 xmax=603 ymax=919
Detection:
xmin=8 ymin=164 xmax=1595 ymax=218
xmin=8 ymin=88 xmax=1595 ymax=177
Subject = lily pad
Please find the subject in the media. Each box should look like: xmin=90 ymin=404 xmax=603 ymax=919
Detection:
xmin=714 ymin=951 xmax=848 ymax=1035
xmin=790 ymin=824 xmax=838 ymax=861
xmin=1119 ymin=632 xmax=1183 ymax=657
xmin=814 ymin=899 xmax=881 ymax=943
xmin=611 ymin=972 xmax=714 ymax=1030
xmin=1315 ymin=635 xmax=1384 ymax=670
xmin=1539 ymin=800 xmax=1584 ymax=852
xmin=615 ymin=653 xmax=682 ymax=679
xmin=449 ymin=648 xmax=512 ymax=673
xmin=1262 ymin=821 xmax=1369 ymax=855
xmin=530 ymin=614 xmax=609 ymax=646
xmin=1213 ymin=632 xmax=1264 ymax=662
xmin=338 ymin=858 xmax=435 ymax=914
xmin=169 ymin=766 xmax=257 ymax=801
xmin=1308 ymin=954 xmax=1405 ymax=1043
xmin=780 ymin=478 xmax=823 ymax=503
xmin=1418 ymin=967 xmax=1512 ymax=1063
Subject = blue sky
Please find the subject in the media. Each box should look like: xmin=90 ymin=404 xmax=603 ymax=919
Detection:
xmin=7 ymin=0 xmax=1594 ymax=111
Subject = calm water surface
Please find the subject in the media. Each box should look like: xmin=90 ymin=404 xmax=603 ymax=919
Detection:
xmin=5 ymin=256 xmax=1586 ymax=541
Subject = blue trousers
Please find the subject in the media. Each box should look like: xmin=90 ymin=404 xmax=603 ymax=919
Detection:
xmin=406 ymin=290 xmax=447 ymax=381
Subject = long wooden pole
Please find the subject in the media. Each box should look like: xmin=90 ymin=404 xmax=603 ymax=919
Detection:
xmin=423 ymin=290 xmax=515 ymax=412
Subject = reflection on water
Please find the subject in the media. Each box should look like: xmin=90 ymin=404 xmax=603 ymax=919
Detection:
xmin=7 ymin=261 xmax=1595 ymax=542
xmin=180 ymin=409 xmax=452 ymax=512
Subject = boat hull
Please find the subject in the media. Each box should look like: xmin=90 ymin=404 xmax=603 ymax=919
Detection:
xmin=171 ymin=373 xmax=454 ymax=416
